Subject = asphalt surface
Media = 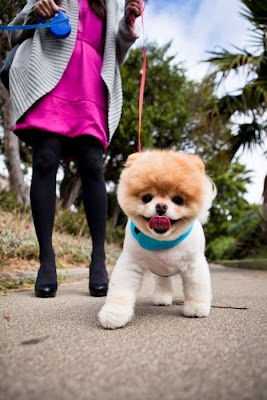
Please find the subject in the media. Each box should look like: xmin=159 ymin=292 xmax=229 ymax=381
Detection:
xmin=1 ymin=264 xmax=267 ymax=400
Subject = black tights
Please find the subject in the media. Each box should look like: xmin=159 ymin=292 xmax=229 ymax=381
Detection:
xmin=31 ymin=133 xmax=108 ymax=288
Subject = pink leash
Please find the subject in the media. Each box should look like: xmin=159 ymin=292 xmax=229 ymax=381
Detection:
xmin=131 ymin=0 xmax=146 ymax=152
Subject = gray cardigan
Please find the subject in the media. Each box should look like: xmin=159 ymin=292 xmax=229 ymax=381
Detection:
xmin=8 ymin=0 xmax=137 ymax=143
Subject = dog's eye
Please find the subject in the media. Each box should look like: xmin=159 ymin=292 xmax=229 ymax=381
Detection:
xmin=172 ymin=196 xmax=184 ymax=205
xmin=142 ymin=194 xmax=153 ymax=203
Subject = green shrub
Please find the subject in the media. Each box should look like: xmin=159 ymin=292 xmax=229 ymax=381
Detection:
xmin=72 ymin=253 xmax=86 ymax=263
xmin=0 ymin=190 xmax=18 ymax=212
xmin=0 ymin=189 xmax=29 ymax=214
xmin=0 ymin=228 xmax=23 ymax=257
xmin=16 ymin=242 xmax=39 ymax=260
xmin=105 ymin=220 xmax=125 ymax=244
xmin=206 ymin=236 xmax=237 ymax=260
xmin=55 ymin=207 xmax=89 ymax=237
xmin=0 ymin=228 xmax=38 ymax=259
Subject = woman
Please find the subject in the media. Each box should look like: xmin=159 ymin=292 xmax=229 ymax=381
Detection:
xmin=8 ymin=0 xmax=141 ymax=298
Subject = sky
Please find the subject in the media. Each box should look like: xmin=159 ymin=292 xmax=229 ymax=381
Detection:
xmin=133 ymin=0 xmax=267 ymax=204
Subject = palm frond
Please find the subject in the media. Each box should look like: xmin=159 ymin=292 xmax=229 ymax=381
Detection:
xmin=203 ymin=0 xmax=267 ymax=161
xmin=242 ymin=83 xmax=267 ymax=109
xmin=247 ymin=28 xmax=265 ymax=49
xmin=240 ymin=0 xmax=267 ymax=27
xmin=206 ymin=95 xmax=247 ymax=122
xmin=205 ymin=49 xmax=260 ymax=77
xmin=228 ymin=119 xmax=266 ymax=159
xmin=204 ymin=83 xmax=266 ymax=122
xmin=248 ymin=80 xmax=267 ymax=98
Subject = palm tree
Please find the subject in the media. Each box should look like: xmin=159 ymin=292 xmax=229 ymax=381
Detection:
xmin=205 ymin=0 xmax=267 ymax=220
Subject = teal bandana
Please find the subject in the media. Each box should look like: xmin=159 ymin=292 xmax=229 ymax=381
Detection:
xmin=130 ymin=220 xmax=194 ymax=251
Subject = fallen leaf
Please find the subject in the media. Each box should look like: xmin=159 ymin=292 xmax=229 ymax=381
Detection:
xmin=2 ymin=311 xmax=11 ymax=321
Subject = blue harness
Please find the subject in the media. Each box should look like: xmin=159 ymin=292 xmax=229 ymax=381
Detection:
xmin=130 ymin=220 xmax=194 ymax=251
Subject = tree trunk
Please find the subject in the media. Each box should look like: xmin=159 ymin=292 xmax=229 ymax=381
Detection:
xmin=60 ymin=177 xmax=81 ymax=209
xmin=111 ymin=201 xmax=121 ymax=227
xmin=59 ymin=163 xmax=81 ymax=209
xmin=263 ymin=174 xmax=267 ymax=221
xmin=1 ymin=85 xmax=28 ymax=203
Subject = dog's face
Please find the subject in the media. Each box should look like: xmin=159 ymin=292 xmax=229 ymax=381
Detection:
xmin=117 ymin=150 xmax=216 ymax=240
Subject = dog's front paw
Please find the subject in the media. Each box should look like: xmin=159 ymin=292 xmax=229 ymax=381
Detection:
xmin=98 ymin=302 xmax=134 ymax=329
xmin=153 ymin=293 xmax=172 ymax=306
xmin=183 ymin=301 xmax=211 ymax=318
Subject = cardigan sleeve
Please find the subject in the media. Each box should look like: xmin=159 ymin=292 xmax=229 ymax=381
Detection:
xmin=8 ymin=0 xmax=40 ymax=47
xmin=115 ymin=16 xmax=139 ymax=65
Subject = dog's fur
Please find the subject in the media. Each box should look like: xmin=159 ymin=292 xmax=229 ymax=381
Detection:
xmin=99 ymin=150 xmax=216 ymax=329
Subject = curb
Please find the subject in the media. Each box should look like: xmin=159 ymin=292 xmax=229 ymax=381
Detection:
xmin=0 ymin=267 xmax=113 ymax=284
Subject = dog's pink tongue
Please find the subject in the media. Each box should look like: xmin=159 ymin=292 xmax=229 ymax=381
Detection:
xmin=149 ymin=216 xmax=171 ymax=231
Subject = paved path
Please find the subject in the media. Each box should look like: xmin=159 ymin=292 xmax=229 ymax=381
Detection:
xmin=1 ymin=264 xmax=267 ymax=400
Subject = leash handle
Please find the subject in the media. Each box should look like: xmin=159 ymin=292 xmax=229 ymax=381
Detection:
xmin=38 ymin=10 xmax=71 ymax=39
xmin=0 ymin=10 xmax=71 ymax=39
xmin=131 ymin=0 xmax=146 ymax=153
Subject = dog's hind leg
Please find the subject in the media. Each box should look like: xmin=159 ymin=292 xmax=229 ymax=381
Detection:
xmin=153 ymin=275 xmax=173 ymax=306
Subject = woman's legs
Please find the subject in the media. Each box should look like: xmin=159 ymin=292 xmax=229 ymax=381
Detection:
xmin=31 ymin=133 xmax=62 ymax=292
xmin=74 ymin=135 xmax=108 ymax=294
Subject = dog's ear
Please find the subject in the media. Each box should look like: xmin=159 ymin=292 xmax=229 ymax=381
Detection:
xmin=187 ymin=154 xmax=205 ymax=173
xmin=125 ymin=152 xmax=141 ymax=168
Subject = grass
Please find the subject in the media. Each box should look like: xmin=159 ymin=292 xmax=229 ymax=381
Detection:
xmin=0 ymin=280 xmax=25 ymax=291
xmin=0 ymin=267 xmax=75 ymax=293
xmin=0 ymin=208 xmax=121 ymax=292
xmin=0 ymin=278 xmax=36 ymax=293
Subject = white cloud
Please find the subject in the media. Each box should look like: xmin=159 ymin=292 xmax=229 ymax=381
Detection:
xmin=142 ymin=0 xmax=251 ymax=81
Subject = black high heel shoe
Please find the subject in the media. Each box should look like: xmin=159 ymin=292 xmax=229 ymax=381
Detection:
xmin=89 ymin=283 xmax=108 ymax=297
xmin=35 ymin=283 xmax=58 ymax=298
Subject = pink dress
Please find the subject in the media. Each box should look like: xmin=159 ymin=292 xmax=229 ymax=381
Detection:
xmin=14 ymin=0 xmax=108 ymax=150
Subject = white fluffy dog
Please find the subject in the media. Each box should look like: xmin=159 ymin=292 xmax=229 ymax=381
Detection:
xmin=99 ymin=150 xmax=216 ymax=329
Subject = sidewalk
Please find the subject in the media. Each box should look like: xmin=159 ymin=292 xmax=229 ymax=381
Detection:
xmin=1 ymin=264 xmax=267 ymax=400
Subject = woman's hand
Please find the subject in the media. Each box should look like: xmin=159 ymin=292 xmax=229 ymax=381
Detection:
xmin=125 ymin=0 xmax=141 ymax=23
xmin=34 ymin=0 xmax=66 ymax=20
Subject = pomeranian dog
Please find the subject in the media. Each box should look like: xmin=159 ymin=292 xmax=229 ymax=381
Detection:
xmin=99 ymin=150 xmax=216 ymax=329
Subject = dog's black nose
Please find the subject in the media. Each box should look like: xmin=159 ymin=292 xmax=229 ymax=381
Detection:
xmin=155 ymin=203 xmax=168 ymax=216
